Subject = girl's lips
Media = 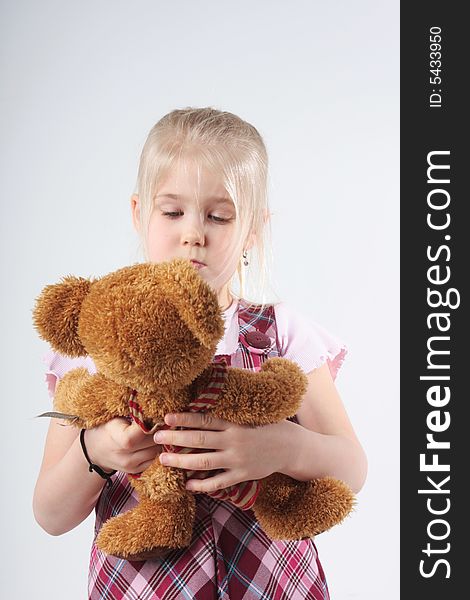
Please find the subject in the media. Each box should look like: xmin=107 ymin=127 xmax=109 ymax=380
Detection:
xmin=190 ymin=260 xmax=206 ymax=270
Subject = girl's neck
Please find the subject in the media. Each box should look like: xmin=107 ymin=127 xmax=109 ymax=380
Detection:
xmin=218 ymin=288 xmax=234 ymax=312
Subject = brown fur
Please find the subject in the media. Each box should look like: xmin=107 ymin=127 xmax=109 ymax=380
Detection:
xmin=33 ymin=258 xmax=355 ymax=560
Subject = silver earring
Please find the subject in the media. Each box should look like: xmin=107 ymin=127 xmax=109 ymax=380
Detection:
xmin=243 ymin=251 xmax=249 ymax=266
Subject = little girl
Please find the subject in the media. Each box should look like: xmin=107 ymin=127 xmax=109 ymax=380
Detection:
xmin=33 ymin=107 xmax=367 ymax=599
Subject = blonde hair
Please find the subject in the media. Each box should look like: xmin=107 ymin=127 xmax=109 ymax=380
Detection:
xmin=134 ymin=106 xmax=276 ymax=307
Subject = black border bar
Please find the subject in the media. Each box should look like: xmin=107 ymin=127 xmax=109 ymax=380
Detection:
xmin=400 ymin=3 xmax=466 ymax=596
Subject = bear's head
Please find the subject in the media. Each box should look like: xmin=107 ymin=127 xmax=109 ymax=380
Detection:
xmin=33 ymin=259 xmax=225 ymax=394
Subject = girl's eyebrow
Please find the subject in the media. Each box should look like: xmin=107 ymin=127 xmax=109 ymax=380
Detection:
xmin=156 ymin=193 xmax=233 ymax=205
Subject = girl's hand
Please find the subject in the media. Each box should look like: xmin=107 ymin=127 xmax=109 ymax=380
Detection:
xmin=154 ymin=413 xmax=292 ymax=493
xmin=85 ymin=418 xmax=162 ymax=474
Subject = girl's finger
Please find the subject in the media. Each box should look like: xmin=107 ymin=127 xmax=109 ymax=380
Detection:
xmin=122 ymin=447 xmax=161 ymax=473
xmin=185 ymin=472 xmax=243 ymax=494
xmin=159 ymin=450 xmax=227 ymax=471
xmin=154 ymin=428 xmax=224 ymax=450
xmin=164 ymin=412 xmax=229 ymax=430
xmin=115 ymin=420 xmax=161 ymax=451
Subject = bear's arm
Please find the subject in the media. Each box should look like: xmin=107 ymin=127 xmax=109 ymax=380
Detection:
xmin=212 ymin=358 xmax=308 ymax=426
xmin=54 ymin=368 xmax=131 ymax=429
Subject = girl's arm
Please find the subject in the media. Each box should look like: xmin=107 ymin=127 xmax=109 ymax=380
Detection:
xmin=33 ymin=417 xmax=161 ymax=536
xmin=283 ymin=362 xmax=368 ymax=493
xmin=153 ymin=363 xmax=368 ymax=494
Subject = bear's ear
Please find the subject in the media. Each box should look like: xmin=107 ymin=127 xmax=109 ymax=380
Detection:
xmin=33 ymin=276 xmax=92 ymax=356
xmin=156 ymin=259 xmax=225 ymax=349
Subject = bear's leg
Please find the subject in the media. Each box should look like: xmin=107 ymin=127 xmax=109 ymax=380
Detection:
xmin=96 ymin=494 xmax=196 ymax=560
xmin=96 ymin=460 xmax=196 ymax=560
xmin=253 ymin=472 xmax=355 ymax=540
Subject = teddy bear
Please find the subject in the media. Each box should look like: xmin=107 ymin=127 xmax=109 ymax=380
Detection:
xmin=33 ymin=258 xmax=354 ymax=560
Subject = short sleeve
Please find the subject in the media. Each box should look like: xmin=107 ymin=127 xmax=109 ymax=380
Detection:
xmin=274 ymin=302 xmax=348 ymax=379
xmin=43 ymin=347 xmax=97 ymax=397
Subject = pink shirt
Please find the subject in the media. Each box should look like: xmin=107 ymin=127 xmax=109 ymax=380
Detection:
xmin=215 ymin=300 xmax=347 ymax=378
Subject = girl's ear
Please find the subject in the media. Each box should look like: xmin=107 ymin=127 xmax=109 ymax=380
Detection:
xmin=33 ymin=276 xmax=92 ymax=356
xmin=131 ymin=194 xmax=141 ymax=233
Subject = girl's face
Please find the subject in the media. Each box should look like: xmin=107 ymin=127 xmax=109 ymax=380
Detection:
xmin=132 ymin=162 xmax=242 ymax=310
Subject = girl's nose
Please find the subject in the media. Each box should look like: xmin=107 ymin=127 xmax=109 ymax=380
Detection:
xmin=181 ymin=219 xmax=205 ymax=246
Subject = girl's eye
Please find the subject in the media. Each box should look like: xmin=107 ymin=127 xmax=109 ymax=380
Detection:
xmin=162 ymin=211 xmax=232 ymax=223
xmin=209 ymin=214 xmax=231 ymax=223
xmin=162 ymin=211 xmax=183 ymax=218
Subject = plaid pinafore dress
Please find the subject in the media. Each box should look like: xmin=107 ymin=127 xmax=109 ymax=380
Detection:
xmin=88 ymin=301 xmax=330 ymax=600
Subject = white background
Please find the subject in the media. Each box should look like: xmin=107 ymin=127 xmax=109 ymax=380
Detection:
xmin=1 ymin=1 xmax=399 ymax=598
